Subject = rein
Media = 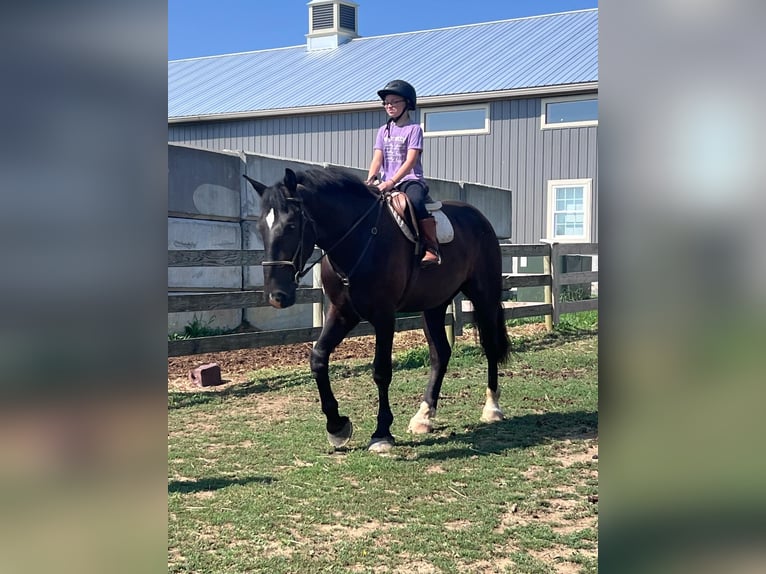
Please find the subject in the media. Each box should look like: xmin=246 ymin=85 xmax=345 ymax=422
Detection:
xmin=262 ymin=188 xmax=387 ymax=286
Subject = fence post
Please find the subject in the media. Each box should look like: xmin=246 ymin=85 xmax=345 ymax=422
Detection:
xmin=313 ymin=263 xmax=323 ymax=348
xmin=549 ymin=242 xmax=561 ymax=327
xmin=542 ymin=243 xmax=554 ymax=332
xmin=446 ymin=300 xmax=455 ymax=347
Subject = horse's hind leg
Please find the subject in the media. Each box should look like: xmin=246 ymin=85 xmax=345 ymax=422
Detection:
xmin=311 ymin=302 xmax=359 ymax=447
xmin=462 ymin=281 xmax=509 ymax=424
xmin=407 ymin=302 xmax=451 ymax=434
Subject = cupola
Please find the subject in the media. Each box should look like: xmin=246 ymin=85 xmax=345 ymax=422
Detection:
xmin=306 ymin=0 xmax=359 ymax=51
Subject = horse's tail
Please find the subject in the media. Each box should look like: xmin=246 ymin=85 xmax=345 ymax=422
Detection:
xmin=476 ymin=304 xmax=512 ymax=366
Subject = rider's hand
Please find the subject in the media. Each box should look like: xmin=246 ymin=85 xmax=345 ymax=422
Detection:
xmin=377 ymin=180 xmax=395 ymax=193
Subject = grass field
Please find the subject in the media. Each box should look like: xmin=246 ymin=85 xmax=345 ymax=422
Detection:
xmin=169 ymin=318 xmax=598 ymax=573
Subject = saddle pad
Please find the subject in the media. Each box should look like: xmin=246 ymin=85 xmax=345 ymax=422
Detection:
xmin=432 ymin=209 xmax=454 ymax=244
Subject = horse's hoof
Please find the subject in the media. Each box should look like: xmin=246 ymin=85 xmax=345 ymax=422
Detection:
xmin=327 ymin=419 xmax=353 ymax=448
xmin=407 ymin=402 xmax=435 ymax=434
xmin=368 ymin=437 xmax=395 ymax=453
xmin=480 ymin=408 xmax=505 ymax=423
xmin=407 ymin=419 xmax=433 ymax=434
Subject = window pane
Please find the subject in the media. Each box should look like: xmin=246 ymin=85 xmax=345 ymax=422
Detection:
xmin=424 ymin=108 xmax=486 ymax=132
xmin=546 ymin=99 xmax=597 ymax=124
xmin=553 ymin=184 xmax=586 ymax=238
xmin=556 ymin=215 xmax=582 ymax=236
xmin=556 ymin=187 xmax=583 ymax=211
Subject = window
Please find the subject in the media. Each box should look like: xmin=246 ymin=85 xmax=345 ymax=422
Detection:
xmin=547 ymin=179 xmax=592 ymax=242
xmin=541 ymin=95 xmax=598 ymax=129
xmin=421 ymin=104 xmax=489 ymax=136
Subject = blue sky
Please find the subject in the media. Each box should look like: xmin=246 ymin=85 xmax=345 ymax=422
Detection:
xmin=169 ymin=0 xmax=597 ymax=60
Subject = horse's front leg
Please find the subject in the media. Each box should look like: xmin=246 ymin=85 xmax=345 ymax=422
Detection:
xmin=368 ymin=316 xmax=396 ymax=453
xmin=408 ymin=303 xmax=451 ymax=434
xmin=311 ymin=302 xmax=359 ymax=447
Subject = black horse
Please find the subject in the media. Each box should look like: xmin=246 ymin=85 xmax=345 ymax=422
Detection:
xmin=245 ymin=167 xmax=510 ymax=452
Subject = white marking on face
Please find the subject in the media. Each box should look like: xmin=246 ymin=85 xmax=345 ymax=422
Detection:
xmin=265 ymin=208 xmax=275 ymax=230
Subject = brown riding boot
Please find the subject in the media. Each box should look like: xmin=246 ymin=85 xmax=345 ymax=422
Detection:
xmin=418 ymin=217 xmax=441 ymax=268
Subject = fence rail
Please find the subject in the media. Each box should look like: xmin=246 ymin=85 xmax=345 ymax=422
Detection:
xmin=168 ymin=242 xmax=597 ymax=357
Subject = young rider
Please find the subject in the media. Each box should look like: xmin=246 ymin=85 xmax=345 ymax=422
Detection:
xmin=365 ymin=80 xmax=440 ymax=267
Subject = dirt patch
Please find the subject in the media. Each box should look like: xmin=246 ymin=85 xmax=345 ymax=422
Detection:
xmin=555 ymin=441 xmax=599 ymax=468
xmin=168 ymin=323 xmax=549 ymax=389
xmin=316 ymin=518 xmax=386 ymax=540
xmin=526 ymin=547 xmax=584 ymax=574
xmin=444 ymin=519 xmax=472 ymax=531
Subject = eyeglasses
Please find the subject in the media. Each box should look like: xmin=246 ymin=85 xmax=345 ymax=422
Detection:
xmin=382 ymin=99 xmax=405 ymax=107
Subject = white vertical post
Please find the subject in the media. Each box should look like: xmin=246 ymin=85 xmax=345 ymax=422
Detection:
xmin=542 ymin=242 xmax=554 ymax=332
xmin=446 ymin=300 xmax=455 ymax=347
xmin=550 ymin=242 xmax=561 ymax=327
xmin=312 ymin=262 xmax=323 ymax=348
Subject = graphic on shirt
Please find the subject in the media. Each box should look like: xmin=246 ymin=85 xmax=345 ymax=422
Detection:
xmin=383 ymin=135 xmax=407 ymax=166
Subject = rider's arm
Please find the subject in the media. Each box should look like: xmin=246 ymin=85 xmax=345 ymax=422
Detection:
xmin=365 ymin=149 xmax=383 ymax=184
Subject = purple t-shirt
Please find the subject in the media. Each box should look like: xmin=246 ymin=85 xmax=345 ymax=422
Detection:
xmin=374 ymin=122 xmax=425 ymax=184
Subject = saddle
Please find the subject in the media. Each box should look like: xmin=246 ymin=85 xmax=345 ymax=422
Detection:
xmin=385 ymin=191 xmax=455 ymax=245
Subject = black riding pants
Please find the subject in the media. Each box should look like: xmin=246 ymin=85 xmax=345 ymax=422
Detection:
xmin=398 ymin=180 xmax=430 ymax=221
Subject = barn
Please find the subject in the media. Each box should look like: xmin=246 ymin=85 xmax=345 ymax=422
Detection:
xmin=168 ymin=2 xmax=598 ymax=246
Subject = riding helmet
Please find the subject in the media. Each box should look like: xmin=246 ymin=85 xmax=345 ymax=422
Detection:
xmin=377 ymin=80 xmax=417 ymax=110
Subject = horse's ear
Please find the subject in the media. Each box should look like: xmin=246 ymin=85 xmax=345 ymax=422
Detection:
xmin=243 ymin=174 xmax=267 ymax=196
xmin=283 ymin=168 xmax=297 ymax=196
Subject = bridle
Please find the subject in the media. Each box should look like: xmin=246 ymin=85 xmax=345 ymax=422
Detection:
xmin=260 ymin=197 xmax=316 ymax=284
xmin=261 ymin=189 xmax=387 ymax=286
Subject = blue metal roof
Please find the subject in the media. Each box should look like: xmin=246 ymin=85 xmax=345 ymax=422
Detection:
xmin=168 ymin=9 xmax=597 ymax=120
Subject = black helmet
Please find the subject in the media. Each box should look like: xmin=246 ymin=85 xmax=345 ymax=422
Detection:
xmin=377 ymin=79 xmax=417 ymax=110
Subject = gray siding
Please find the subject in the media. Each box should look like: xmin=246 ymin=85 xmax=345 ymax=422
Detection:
xmin=169 ymin=95 xmax=597 ymax=243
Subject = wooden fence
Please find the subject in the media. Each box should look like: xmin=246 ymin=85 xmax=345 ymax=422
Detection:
xmin=168 ymin=242 xmax=598 ymax=357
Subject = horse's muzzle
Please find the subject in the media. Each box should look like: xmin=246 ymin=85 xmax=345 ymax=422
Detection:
xmin=268 ymin=291 xmax=294 ymax=309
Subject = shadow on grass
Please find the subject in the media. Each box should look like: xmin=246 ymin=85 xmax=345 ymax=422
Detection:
xmin=398 ymin=409 xmax=598 ymax=461
xmin=168 ymin=475 xmax=275 ymax=494
xmin=510 ymin=328 xmax=598 ymax=353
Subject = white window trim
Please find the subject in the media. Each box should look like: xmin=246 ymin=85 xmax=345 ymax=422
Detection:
xmin=421 ymin=103 xmax=490 ymax=137
xmin=540 ymin=94 xmax=598 ymax=129
xmin=546 ymin=178 xmax=592 ymax=243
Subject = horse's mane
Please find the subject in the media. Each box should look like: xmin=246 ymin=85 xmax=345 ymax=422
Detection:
xmin=261 ymin=182 xmax=289 ymax=211
xmin=296 ymin=167 xmax=370 ymax=198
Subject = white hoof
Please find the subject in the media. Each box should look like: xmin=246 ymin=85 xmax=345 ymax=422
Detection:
xmin=408 ymin=420 xmax=433 ymax=434
xmin=368 ymin=438 xmax=395 ymax=453
xmin=481 ymin=389 xmax=504 ymax=423
xmin=407 ymin=401 xmax=436 ymax=434
xmin=480 ymin=407 xmax=505 ymax=423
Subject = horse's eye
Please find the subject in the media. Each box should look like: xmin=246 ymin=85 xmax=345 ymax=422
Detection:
xmin=285 ymin=223 xmax=296 ymax=231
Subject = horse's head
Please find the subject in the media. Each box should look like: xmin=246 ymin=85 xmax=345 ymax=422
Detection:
xmin=244 ymin=168 xmax=317 ymax=309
